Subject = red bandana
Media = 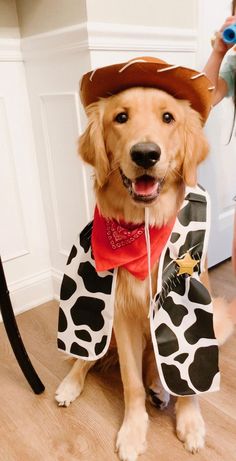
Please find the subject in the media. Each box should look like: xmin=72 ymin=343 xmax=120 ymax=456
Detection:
xmin=92 ymin=207 xmax=175 ymax=280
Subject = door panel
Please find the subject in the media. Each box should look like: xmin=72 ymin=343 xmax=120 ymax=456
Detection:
xmin=198 ymin=0 xmax=235 ymax=266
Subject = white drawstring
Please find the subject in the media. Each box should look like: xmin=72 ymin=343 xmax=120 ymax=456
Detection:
xmin=144 ymin=208 xmax=155 ymax=318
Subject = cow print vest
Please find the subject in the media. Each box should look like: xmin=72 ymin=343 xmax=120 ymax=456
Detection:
xmin=58 ymin=185 xmax=220 ymax=396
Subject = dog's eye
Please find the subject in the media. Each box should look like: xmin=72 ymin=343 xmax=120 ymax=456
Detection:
xmin=114 ymin=112 xmax=128 ymax=124
xmin=162 ymin=112 xmax=175 ymax=124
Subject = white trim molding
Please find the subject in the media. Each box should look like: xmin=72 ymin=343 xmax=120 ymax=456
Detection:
xmin=0 ymin=38 xmax=22 ymax=62
xmin=20 ymin=22 xmax=197 ymax=60
xmin=21 ymin=24 xmax=88 ymax=60
xmin=87 ymin=23 xmax=197 ymax=52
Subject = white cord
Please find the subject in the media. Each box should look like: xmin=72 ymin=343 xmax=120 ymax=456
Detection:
xmin=144 ymin=207 xmax=155 ymax=318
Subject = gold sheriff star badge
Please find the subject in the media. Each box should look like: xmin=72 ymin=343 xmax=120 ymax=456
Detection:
xmin=175 ymin=252 xmax=199 ymax=276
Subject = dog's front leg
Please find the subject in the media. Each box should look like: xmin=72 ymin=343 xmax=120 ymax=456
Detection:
xmin=175 ymin=395 xmax=205 ymax=453
xmin=55 ymin=359 xmax=95 ymax=407
xmin=114 ymin=314 xmax=148 ymax=461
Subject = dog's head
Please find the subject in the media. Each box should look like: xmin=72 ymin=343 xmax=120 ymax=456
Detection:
xmin=79 ymin=87 xmax=209 ymax=217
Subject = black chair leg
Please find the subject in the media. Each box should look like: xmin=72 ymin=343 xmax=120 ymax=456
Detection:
xmin=0 ymin=256 xmax=45 ymax=394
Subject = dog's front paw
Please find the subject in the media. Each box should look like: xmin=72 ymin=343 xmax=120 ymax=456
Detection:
xmin=116 ymin=412 xmax=149 ymax=461
xmin=176 ymin=403 xmax=205 ymax=453
xmin=55 ymin=377 xmax=82 ymax=407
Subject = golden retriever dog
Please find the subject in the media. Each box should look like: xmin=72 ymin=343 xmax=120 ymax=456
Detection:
xmin=55 ymin=87 xmax=233 ymax=461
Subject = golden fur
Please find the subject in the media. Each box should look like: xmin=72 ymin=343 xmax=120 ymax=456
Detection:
xmin=56 ymin=87 xmax=233 ymax=461
xmin=79 ymin=87 xmax=208 ymax=226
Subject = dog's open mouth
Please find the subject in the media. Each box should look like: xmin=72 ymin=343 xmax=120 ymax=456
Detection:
xmin=120 ymin=169 xmax=163 ymax=203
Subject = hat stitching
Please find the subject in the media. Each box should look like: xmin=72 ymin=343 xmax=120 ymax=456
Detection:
xmin=89 ymin=69 xmax=97 ymax=82
xmin=190 ymin=72 xmax=206 ymax=80
xmin=81 ymin=58 xmax=212 ymax=123
xmin=156 ymin=65 xmax=179 ymax=73
xmin=118 ymin=59 xmax=147 ymax=73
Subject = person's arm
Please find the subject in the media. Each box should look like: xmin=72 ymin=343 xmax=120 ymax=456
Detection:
xmin=203 ymin=16 xmax=236 ymax=105
xmin=203 ymin=49 xmax=228 ymax=105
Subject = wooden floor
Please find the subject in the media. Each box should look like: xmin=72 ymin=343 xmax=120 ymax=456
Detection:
xmin=0 ymin=260 xmax=235 ymax=461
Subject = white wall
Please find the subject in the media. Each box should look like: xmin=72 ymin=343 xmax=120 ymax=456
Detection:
xmin=0 ymin=0 xmax=19 ymax=38
xmin=0 ymin=0 xmax=233 ymax=315
xmin=0 ymin=1 xmax=53 ymax=313
xmin=21 ymin=42 xmax=92 ymax=297
xmin=15 ymin=0 xmax=197 ymax=36
xmin=16 ymin=0 xmax=87 ymax=37
xmin=197 ymin=0 xmax=235 ymax=265
xmin=0 ymin=56 xmax=53 ymax=313
xmin=20 ymin=13 xmax=197 ymax=301
xmin=86 ymin=0 xmax=197 ymax=28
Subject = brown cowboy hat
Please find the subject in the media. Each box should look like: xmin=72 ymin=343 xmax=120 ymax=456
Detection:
xmin=80 ymin=56 xmax=214 ymax=124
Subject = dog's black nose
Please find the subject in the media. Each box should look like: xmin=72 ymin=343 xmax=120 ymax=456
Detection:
xmin=130 ymin=143 xmax=161 ymax=169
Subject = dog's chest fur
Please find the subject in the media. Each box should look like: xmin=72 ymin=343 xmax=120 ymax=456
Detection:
xmin=115 ymin=265 xmax=158 ymax=332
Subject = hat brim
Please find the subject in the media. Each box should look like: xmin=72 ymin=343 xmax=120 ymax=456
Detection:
xmin=80 ymin=58 xmax=214 ymax=124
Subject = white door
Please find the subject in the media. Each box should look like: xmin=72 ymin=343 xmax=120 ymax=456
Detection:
xmin=198 ymin=0 xmax=236 ymax=267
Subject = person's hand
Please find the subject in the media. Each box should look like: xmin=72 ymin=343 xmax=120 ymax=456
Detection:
xmin=212 ymin=15 xmax=236 ymax=55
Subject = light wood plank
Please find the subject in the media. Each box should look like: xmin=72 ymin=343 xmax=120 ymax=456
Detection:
xmin=0 ymin=260 xmax=235 ymax=461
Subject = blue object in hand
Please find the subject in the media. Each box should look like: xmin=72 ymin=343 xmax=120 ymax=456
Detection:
xmin=222 ymin=23 xmax=236 ymax=44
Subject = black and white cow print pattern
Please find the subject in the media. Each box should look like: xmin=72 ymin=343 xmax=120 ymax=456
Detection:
xmin=58 ymin=185 xmax=220 ymax=396
xmin=58 ymin=222 xmax=117 ymax=360
xmin=150 ymin=186 xmax=220 ymax=396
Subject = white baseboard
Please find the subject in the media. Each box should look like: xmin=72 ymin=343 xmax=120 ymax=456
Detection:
xmin=0 ymin=269 xmax=54 ymax=320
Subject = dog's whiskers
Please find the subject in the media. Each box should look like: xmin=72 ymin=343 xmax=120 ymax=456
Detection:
xmin=103 ymin=161 xmax=184 ymax=189
xmin=104 ymin=164 xmax=120 ymax=181
xmin=169 ymin=166 xmax=185 ymax=181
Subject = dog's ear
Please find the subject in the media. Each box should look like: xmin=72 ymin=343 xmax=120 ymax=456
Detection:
xmin=79 ymin=101 xmax=110 ymax=187
xmin=182 ymin=104 xmax=209 ymax=186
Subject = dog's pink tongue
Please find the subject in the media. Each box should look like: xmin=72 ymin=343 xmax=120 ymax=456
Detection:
xmin=133 ymin=176 xmax=158 ymax=196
